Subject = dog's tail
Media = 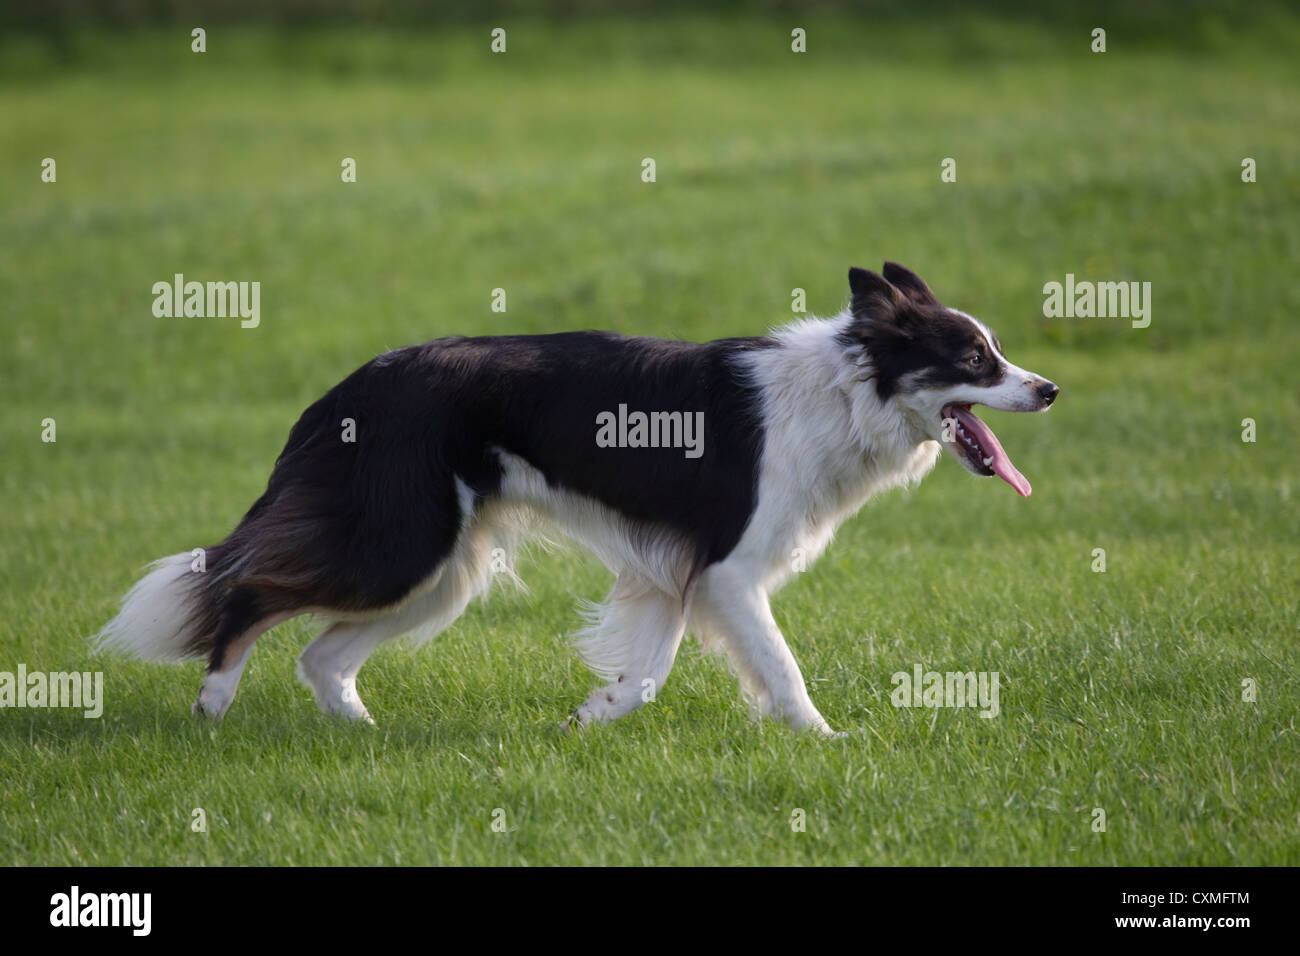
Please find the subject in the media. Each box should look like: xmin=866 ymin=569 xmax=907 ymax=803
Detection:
xmin=91 ymin=383 xmax=349 ymax=664
xmin=92 ymin=359 xmax=438 ymax=665
xmin=92 ymin=545 xmax=264 ymax=663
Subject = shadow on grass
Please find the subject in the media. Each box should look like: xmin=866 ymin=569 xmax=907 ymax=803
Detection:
xmin=1 ymin=686 xmax=601 ymax=760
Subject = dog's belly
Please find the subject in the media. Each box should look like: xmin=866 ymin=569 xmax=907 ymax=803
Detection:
xmin=486 ymin=447 xmax=697 ymax=597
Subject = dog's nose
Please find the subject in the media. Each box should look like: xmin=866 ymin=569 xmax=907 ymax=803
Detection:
xmin=1036 ymin=381 xmax=1060 ymax=406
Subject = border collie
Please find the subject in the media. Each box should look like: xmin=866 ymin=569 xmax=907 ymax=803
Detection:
xmin=95 ymin=262 xmax=1058 ymax=735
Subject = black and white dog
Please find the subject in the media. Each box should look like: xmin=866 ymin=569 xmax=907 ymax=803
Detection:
xmin=96 ymin=262 xmax=1057 ymax=735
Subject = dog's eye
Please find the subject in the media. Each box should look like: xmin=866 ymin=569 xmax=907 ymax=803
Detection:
xmin=968 ymin=353 xmax=983 ymax=366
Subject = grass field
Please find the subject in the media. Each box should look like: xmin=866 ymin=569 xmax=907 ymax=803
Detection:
xmin=2 ymin=11 xmax=1298 ymax=865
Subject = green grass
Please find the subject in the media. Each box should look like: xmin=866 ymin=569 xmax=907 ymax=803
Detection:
xmin=2 ymin=13 xmax=1298 ymax=865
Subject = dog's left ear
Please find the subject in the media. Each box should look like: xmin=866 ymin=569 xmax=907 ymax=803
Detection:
xmin=848 ymin=267 xmax=907 ymax=320
xmin=881 ymin=262 xmax=938 ymax=305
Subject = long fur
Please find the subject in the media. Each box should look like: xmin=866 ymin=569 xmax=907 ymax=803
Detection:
xmin=94 ymin=263 xmax=1057 ymax=732
xmin=94 ymin=553 xmax=207 ymax=662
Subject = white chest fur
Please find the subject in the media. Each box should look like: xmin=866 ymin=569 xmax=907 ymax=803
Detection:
xmin=738 ymin=316 xmax=941 ymax=589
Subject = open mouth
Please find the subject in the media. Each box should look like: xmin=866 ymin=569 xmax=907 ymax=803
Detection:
xmin=941 ymin=403 xmax=1033 ymax=498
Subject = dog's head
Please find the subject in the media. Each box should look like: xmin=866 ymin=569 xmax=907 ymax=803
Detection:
xmin=842 ymin=262 xmax=1058 ymax=497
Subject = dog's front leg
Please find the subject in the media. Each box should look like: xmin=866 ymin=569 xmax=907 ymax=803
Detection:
xmin=692 ymin=563 xmax=838 ymax=736
xmin=563 ymin=575 xmax=686 ymax=731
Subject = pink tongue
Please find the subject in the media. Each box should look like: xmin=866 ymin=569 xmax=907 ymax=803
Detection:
xmin=949 ymin=405 xmax=1032 ymax=498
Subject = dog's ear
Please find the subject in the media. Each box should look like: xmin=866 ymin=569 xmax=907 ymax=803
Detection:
xmin=848 ymin=267 xmax=907 ymax=322
xmin=881 ymin=262 xmax=938 ymax=305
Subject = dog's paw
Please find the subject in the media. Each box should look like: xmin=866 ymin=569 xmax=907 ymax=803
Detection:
xmin=321 ymin=699 xmax=376 ymax=725
xmin=192 ymin=677 xmax=237 ymax=720
xmin=808 ymin=717 xmax=847 ymax=739
xmin=191 ymin=696 xmax=222 ymax=720
xmin=815 ymin=720 xmax=849 ymax=739
xmin=560 ymin=705 xmax=593 ymax=734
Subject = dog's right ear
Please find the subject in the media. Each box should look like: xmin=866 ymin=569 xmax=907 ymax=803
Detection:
xmin=848 ymin=267 xmax=907 ymax=322
xmin=881 ymin=261 xmax=938 ymax=305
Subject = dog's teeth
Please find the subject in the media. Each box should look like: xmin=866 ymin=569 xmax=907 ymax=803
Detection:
xmin=982 ymin=456 xmax=994 ymax=467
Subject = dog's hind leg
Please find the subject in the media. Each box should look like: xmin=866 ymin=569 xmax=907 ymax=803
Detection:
xmin=690 ymin=561 xmax=838 ymax=736
xmin=193 ymin=610 xmax=294 ymax=719
xmin=297 ymin=527 xmax=498 ymax=723
xmin=295 ymin=619 xmax=394 ymax=724
xmin=565 ymin=574 xmax=686 ymax=730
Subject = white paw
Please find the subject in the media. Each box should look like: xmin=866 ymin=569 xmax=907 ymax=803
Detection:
xmin=561 ymin=704 xmax=594 ymax=733
xmin=809 ymin=716 xmax=847 ymax=738
xmin=321 ymin=681 xmax=375 ymax=724
xmin=192 ymin=680 xmax=234 ymax=719
xmin=298 ymin=659 xmax=374 ymax=723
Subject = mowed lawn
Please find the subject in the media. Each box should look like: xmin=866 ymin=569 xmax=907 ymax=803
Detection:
xmin=1 ymin=14 xmax=1297 ymax=865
